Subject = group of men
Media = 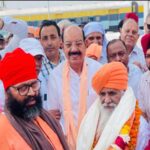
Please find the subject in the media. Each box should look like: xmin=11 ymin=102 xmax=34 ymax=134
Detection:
xmin=0 ymin=11 xmax=150 ymax=150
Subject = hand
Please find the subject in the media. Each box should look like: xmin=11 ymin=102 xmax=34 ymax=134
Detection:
xmin=133 ymin=61 xmax=142 ymax=69
xmin=133 ymin=61 xmax=148 ymax=72
xmin=49 ymin=109 xmax=61 ymax=120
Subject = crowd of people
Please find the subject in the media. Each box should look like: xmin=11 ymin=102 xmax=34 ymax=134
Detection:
xmin=0 ymin=12 xmax=150 ymax=150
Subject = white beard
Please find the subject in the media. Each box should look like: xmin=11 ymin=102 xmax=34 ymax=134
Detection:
xmin=94 ymin=103 xmax=115 ymax=142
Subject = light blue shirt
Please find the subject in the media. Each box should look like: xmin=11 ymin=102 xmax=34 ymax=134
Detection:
xmin=128 ymin=63 xmax=143 ymax=98
xmin=128 ymin=45 xmax=147 ymax=71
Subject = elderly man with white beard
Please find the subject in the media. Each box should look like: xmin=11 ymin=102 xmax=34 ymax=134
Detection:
xmin=77 ymin=62 xmax=141 ymax=150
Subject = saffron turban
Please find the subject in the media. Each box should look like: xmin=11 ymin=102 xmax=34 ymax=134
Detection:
xmin=0 ymin=48 xmax=37 ymax=89
xmin=141 ymin=33 xmax=150 ymax=55
xmin=28 ymin=26 xmax=35 ymax=35
xmin=92 ymin=62 xmax=128 ymax=94
xmin=86 ymin=43 xmax=102 ymax=60
xmin=34 ymin=27 xmax=40 ymax=39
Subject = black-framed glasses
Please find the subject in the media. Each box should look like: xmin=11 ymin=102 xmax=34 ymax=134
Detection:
xmin=11 ymin=79 xmax=41 ymax=96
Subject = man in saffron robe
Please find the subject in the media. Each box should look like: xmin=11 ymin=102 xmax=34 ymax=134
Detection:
xmin=77 ymin=62 xmax=141 ymax=150
xmin=0 ymin=48 xmax=69 ymax=150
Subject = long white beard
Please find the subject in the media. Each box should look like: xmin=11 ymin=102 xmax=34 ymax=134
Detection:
xmin=94 ymin=104 xmax=115 ymax=142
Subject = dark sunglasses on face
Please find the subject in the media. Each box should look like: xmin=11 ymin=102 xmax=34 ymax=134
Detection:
xmin=145 ymin=54 xmax=150 ymax=59
xmin=147 ymin=24 xmax=150 ymax=30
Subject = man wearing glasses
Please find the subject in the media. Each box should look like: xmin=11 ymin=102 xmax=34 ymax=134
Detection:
xmin=0 ymin=48 xmax=69 ymax=150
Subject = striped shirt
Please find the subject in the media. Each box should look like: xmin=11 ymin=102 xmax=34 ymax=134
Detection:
xmin=40 ymin=49 xmax=65 ymax=81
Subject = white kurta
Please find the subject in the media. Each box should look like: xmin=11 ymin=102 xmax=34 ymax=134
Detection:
xmin=136 ymin=71 xmax=150 ymax=150
xmin=128 ymin=63 xmax=143 ymax=98
xmin=0 ymin=81 xmax=5 ymax=111
xmin=47 ymin=57 xmax=102 ymax=132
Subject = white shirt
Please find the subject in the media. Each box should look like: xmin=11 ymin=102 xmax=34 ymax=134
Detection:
xmin=128 ymin=63 xmax=143 ymax=98
xmin=0 ymin=16 xmax=27 ymax=58
xmin=38 ymin=72 xmax=49 ymax=110
xmin=47 ymin=57 xmax=102 ymax=132
xmin=138 ymin=71 xmax=150 ymax=122
xmin=136 ymin=71 xmax=150 ymax=149
xmin=0 ymin=81 xmax=5 ymax=112
xmin=128 ymin=45 xmax=147 ymax=71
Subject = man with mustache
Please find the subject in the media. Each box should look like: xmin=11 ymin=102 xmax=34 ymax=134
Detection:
xmin=77 ymin=62 xmax=141 ymax=150
xmin=137 ymin=34 xmax=150 ymax=150
xmin=106 ymin=39 xmax=142 ymax=98
xmin=0 ymin=48 xmax=69 ymax=150
xmin=83 ymin=22 xmax=107 ymax=64
xmin=47 ymin=25 xmax=102 ymax=149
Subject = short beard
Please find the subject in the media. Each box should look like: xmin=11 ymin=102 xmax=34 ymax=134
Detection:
xmin=6 ymin=93 xmax=42 ymax=120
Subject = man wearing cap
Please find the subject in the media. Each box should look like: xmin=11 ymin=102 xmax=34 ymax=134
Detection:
xmin=0 ymin=38 xmax=48 ymax=112
xmin=47 ymin=25 xmax=102 ymax=149
xmin=77 ymin=62 xmax=141 ymax=150
xmin=0 ymin=48 xmax=69 ymax=150
xmin=0 ymin=16 xmax=27 ymax=59
xmin=83 ymin=21 xmax=108 ymax=64
xmin=18 ymin=38 xmax=51 ymax=110
xmin=106 ymin=39 xmax=142 ymax=98
xmin=137 ymin=34 xmax=150 ymax=150
xmin=120 ymin=18 xmax=147 ymax=72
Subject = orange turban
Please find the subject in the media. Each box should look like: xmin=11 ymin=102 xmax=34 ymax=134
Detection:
xmin=0 ymin=48 xmax=37 ymax=89
xmin=86 ymin=43 xmax=102 ymax=60
xmin=28 ymin=26 xmax=35 ymax=36
xmin=92 ymin=62 xmax=128 ymax=94
xmin=34 ymin=27 xmax=40 ymax=39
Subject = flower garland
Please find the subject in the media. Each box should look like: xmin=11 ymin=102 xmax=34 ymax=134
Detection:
xmin=108 ymin=101 xmax=142 ymax=150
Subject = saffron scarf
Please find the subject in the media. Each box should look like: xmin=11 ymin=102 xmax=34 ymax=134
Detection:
xmin=62 ymin=60 xmax=88 ymax=149
xmin=77 ymin=86 xmax=136 ymax=150
xmin=5 ymin=108 xmax=69 ymax=150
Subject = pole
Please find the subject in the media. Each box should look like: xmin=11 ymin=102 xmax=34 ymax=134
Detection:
xmin=48 ymin=0 xmax=50 ymax=19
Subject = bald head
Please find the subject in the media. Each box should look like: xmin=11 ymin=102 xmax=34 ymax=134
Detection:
xmin=63 ymin=25 xmax=86 ymax=69
xmin=120 ymin=18 xmax=139 ymax=52
xmin=122 ymin=18 xmax=138 ymax=29
xmin=62 ymin=25 xmax=85 ymax=42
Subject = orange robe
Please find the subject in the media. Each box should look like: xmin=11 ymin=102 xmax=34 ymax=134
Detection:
xmin=0 ymin=113 xmax=64 ymax=150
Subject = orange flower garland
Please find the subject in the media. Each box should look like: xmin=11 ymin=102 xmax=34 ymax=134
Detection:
xmin=128 ymin=101 xmax=142 ymax=150
xmin=108 ymin=101 xmax=142 ymax=150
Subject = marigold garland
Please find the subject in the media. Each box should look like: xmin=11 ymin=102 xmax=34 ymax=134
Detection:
xmin=128 ymin=101 xmax=142 ymax=150
xmin=108 ymin=101 xmax=142 ymax=150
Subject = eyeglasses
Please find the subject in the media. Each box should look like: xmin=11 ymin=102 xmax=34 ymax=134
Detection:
xmin=11 ymin=79 xmax=41 ymax=96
